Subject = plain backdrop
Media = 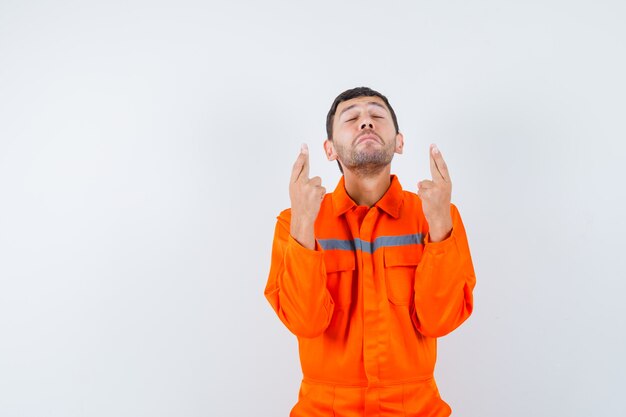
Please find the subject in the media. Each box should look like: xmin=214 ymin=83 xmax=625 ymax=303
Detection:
xmin=1 ymin=1 xmax=625 ymax=416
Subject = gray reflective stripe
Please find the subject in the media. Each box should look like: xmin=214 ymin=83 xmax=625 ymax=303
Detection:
xmin=317 ymin=239 xmax=355 ymax=251
xmin=372 ymin=234 xmax=424 ymax=251
xmin=318 ymin=233 xmax=424 ymax=254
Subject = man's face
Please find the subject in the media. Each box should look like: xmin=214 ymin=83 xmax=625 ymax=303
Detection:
xmin=324 ymin=96 xmax=403 ymax=176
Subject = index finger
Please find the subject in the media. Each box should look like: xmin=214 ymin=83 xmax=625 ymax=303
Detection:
xmin=429 ymin=144 xmax=451 ymax=182
xmin=290 ymin=143 xmax=310 ymax=183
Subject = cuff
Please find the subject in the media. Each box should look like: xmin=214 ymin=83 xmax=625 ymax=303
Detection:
xmin=424 ymin=226 xmax=457 ymax=255
xmin=287 ymin=234 xmax=325 ymax=255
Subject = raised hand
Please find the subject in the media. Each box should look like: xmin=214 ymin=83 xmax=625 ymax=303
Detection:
xmin=417 ymin=144 xmax=453 ymax=242
xmin=289 ymin=144 xmax=326 ymax=249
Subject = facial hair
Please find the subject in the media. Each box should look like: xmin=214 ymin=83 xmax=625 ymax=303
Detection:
xmin=334 ymin=134 xmax=395 ymax=178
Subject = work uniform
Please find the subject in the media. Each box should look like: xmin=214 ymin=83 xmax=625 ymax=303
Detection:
xmin=265 ymin=175 xmax=476 ymax=417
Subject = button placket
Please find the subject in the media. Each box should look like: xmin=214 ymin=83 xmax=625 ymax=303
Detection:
xmin=360 ymin=208 xmax=382 ymax=390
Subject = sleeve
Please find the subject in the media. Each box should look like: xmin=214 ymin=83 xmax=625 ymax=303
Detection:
xmin=264 ymin=210 xmax=335 ymax=338
xmin=412 ymin=203 xmax=477 ymax=338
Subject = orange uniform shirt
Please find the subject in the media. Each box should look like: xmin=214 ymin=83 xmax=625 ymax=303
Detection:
xmin=265 ymin=175 xmax=476 ymax=416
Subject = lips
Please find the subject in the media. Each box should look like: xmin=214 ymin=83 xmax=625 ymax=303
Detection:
xmin=355 ymin=132 xmax=382 ymax=145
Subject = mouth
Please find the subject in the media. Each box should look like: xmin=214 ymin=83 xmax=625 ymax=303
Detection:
xmin=355 ymin=132 xmax=382 ymax=145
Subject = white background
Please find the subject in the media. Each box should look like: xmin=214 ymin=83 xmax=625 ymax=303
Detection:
xmin=1 ymin=1 xmax=625 ymax=416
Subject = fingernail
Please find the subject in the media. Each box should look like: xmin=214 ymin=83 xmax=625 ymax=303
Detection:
xmin=432 ymin=144 xmax=439 ymax=154
xmin=301 ymin=143 xmax=309 ymax=154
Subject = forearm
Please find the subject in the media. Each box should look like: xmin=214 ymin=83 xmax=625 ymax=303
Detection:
xmin=412 ymin=205 xmax=476 ymax=337
xmin=265 ymin=213 xmax=334 ymax=338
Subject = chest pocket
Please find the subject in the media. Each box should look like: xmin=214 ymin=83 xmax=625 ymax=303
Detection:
xmin=323 ymin=251 xmax=356 ymax=309
xmin=383 ymin=247 xmax=422 ymax=306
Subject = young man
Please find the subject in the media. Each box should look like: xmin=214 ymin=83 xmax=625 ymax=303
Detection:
xmin=265 ymin=87 xmax=476 ymax=416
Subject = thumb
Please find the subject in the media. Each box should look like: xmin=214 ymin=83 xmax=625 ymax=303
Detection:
xmin=418 ymin=180 xmax=435 ymax=190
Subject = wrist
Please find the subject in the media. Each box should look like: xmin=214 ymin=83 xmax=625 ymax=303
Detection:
xmin=427 ymin=216 xmax=452 ymax=243
xmin=290 ymin=216 xmax=316 ymax=250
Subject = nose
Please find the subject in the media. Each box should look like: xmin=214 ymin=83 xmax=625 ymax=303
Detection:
xmin=360 ymin=120 xmax=374 ymax=130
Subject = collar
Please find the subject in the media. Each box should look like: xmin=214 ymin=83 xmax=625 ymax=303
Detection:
xmin=331 ymin=174 xmax=404 ymax=219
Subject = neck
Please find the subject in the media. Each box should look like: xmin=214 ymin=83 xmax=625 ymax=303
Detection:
xmin=343 ymin=165 xmax=392 ymax=207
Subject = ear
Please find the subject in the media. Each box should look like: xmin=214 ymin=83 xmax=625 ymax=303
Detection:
xmin=324 ymin=139 xmax=337 ymax=161
xmin=394 ymin=132 xmax=405 ymax=154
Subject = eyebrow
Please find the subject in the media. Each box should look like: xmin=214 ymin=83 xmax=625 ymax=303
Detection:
xmin=338 ymin=101 xmax=387 ymax=117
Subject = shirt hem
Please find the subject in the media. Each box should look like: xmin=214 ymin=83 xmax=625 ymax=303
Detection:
xmin=302 ymin=375 xmax=434 ymax=388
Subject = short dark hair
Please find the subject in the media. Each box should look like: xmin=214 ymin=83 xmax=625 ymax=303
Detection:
xmin=326 ymin=86 xmax=400 ymax=140
xmin=325 ymin=86 xmax=400 ymax=173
